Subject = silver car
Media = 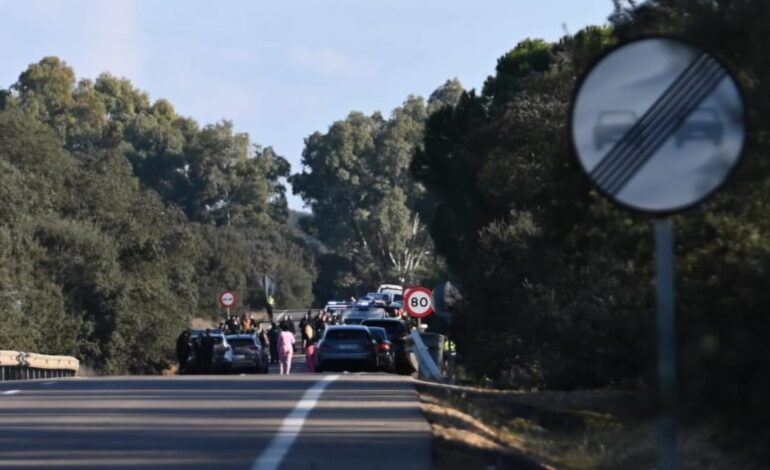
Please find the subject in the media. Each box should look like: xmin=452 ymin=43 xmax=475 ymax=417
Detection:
xmin=226 ymin=334 xmax=269 ymax=374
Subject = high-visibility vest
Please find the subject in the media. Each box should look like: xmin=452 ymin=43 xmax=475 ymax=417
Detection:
xmin=267 ymin=295 xmax=275 ymax=305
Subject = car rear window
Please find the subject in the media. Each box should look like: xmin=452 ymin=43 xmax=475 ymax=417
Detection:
xmin=368 ymin=328 xmax=387 ymax=341
xmin=362 ymin=321 xmax=406 ymax=336
xmin=325 ymin=329 xmax=370 ymax=340
xmin=228 ymin=338 xmax=256 ymax=347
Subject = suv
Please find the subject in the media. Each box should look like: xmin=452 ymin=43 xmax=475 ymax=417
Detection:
xmin=360 ymin=318 xmax=413 ymax=374
xmin=342 ymin=306 xmax=388 ymax=325
xmin=226 ymin=334 xmax=269 ymax=373
xmin=377 ymin=284 xmax=403 ymax=304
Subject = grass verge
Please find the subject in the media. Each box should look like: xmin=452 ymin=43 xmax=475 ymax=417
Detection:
xmin=417 ymin=382 xmax=765 ymax=470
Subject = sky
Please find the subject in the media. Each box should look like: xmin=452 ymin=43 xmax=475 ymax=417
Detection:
xmin=0 ymin=0 xmax=613 ymax=210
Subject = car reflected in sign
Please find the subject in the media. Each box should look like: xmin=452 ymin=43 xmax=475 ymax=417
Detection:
xmin=675 ymin=108 xmax=724 ymax=147
xmin=593 ymin=110 xmax=637 ymax=150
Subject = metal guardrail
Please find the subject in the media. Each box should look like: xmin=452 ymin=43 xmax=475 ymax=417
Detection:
xmin=0 ymin=350 xmax=79 ymax=381
xmin=409 ymin=331 xmax=443 ymax=382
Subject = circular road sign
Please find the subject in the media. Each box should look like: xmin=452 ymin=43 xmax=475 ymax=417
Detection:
xmin=219 ymin=290 xmax=237 ymax=309
xmin=571 ymin=37 xmax=746 ymax=214
xmin=405 ymin=287 xmax=434 ymax=318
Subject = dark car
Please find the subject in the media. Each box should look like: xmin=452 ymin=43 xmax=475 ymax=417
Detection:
xmin=366 ymin=326 xmax=395 ymax=373
xmin=186 ymin=330 xmax=234 ymax=374
xmin=341 ymin=306 xmax=388 ymax=325
xmin=593 ymin=110 xmax=637 ymax=150
xmin=226 ymin=334 xmax=269 ymax=373
xmin=360 ymin=318 xmax=413 ymax=374
xmin=316 ymin=325 xmax=378 ymax=372
xmin=675 ymin=107 xmax=723 ymax=147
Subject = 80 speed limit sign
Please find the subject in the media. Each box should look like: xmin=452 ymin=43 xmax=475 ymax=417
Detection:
xmin=404 ymin=287 xmax=434 ymax=318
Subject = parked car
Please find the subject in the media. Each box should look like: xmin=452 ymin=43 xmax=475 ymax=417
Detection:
xmin=377 ymin=284 xmax=403 ymax=304
xmin=360 ymin=318 xmax=413 ymax=374
xmin=355 ymin=292 xmax=389 ymax=307
xmin=187 ymin=330 xmax=234 ymax=374
xmin=226 ymin=334 xmax=269 ymax=373
xmin=366 ymin=326 xmax=395 ymax=373
xmin=341 ymin=306 xmax=388 ymax=324
xmin=316 ymin=325 xmax=378 ymax=372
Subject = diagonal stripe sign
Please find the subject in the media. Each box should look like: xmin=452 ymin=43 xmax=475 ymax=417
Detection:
xmin=571 ymin=37 xmax=745 ymax=215
xmin=591 ymin=54 xmax=726 ymax=195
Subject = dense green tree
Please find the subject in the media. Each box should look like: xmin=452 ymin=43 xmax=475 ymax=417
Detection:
xmin=292 ymin=86 xmax=463 ymax=296
xmin=0 ymin=57 xmax=315 ymax=373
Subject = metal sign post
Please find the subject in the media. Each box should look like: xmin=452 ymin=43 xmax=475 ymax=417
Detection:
xmin=655 ymin=218 xmax=678 ymax=470
xmin=570 ymin=37 xmax=746 ymax=470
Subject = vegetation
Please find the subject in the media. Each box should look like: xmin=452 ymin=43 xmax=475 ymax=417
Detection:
xmin=0 ymin=58 xmax=315 ymax=373
xmin=290 ymin=80 xmax=463 ymax=300
xmin=290 ymin=2 xmax=770 ymax=449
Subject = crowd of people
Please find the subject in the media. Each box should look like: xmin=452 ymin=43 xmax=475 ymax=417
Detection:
xmin=174 ymin=306 xmax=459 ymax=378
xmin=174 ymin=310 xmax=341 ymax=376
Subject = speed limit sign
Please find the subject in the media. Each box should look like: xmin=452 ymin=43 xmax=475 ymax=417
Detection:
xmin=404 ymin=287 xmax=433 ymax=318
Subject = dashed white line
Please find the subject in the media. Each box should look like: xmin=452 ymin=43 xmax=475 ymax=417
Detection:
xmin=251 ymin=375 xmax=340 ymax=470
xmin=1 ymin=390 xmax=20 ymax=395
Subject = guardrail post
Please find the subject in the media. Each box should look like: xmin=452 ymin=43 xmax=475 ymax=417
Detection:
xmin=1 ymin=366 xmax=4 ymax=381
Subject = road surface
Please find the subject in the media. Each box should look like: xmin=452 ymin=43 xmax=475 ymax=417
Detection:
xmin=0 ymin=359 xmax=432 ymax=469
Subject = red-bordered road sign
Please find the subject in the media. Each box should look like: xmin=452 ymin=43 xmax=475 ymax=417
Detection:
xmin=219 ymin=290 xmax=237 ymax=309
xmin=404 ymin=287 xmax=433 ymax=318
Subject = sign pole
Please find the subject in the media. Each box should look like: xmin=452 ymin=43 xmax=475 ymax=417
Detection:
xmin=655 ymin=217 xmax=679 ymax=470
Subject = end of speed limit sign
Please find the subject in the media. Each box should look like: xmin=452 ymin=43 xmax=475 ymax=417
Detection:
xmin=404 ymin=287 xmax=434 ymax=318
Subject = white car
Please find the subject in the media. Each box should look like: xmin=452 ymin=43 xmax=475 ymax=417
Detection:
xmin=377 ymin=284 xmax=403 ymax=303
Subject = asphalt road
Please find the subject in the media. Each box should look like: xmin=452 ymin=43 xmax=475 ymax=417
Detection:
xmin=0 ymin=360 xmax=432 ymax=469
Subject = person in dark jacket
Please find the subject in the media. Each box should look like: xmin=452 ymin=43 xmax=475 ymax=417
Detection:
xmin=176 ymin=330 xmax=192 ymax=373
xmin=201 ymin=329 xmax=215 ymax=373
xmin=267 ymin=322 xmax=280 ymax=364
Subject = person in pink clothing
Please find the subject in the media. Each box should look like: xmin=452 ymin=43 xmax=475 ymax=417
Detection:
xmin=276 ymin=323 xmax=295 ymax=375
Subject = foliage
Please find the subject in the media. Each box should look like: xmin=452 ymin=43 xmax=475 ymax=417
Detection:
xmin=291 ymin=80 xmax=463 ymax=298
xmin=0 ymin=58 xmax=315 ymax=373
xmin=409 ymin=0 xmax=770 ymax=451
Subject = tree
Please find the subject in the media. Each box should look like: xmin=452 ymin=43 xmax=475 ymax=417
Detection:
xmin=292 ymin=86 xmax=463 ymax=297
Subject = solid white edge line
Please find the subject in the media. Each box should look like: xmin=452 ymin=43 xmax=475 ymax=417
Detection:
xmin=251 ymin=374 xmax=340 ymax=470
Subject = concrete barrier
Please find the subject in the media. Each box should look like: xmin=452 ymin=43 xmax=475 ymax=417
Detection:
xmin=0 ymin=350 xmax=79 ymax=381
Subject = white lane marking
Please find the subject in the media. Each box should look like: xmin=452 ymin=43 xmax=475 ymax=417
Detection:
xmin=1 ymin=390 xmax=20 ymax=395
xmin=41 ymin=381 xmax=57 ymax=386
xmin=251 ymin=375 xmax=340 ymax=470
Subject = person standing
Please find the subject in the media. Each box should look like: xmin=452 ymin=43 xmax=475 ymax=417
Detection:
xmin=258 ymin=325 xmax=270 ymax=351
xmin=267 ymin=322 xmax=280 ymax=364
xmin=201 ymin=329 xmax=215 ymax=373
xmin=277 ymin=323 xmax=295 ymax=375
xmin=241 ymin=314 xmax=251 ymax=334
xmin=176 ymin=330 xmax=192 ymax=374
xmin=305 ymin=322 xmax=318 ymax=373
xmin=299 ymin=310 xmax=312 ymax=349
xmin=266 ymin=294 xmax=275 ymax=321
